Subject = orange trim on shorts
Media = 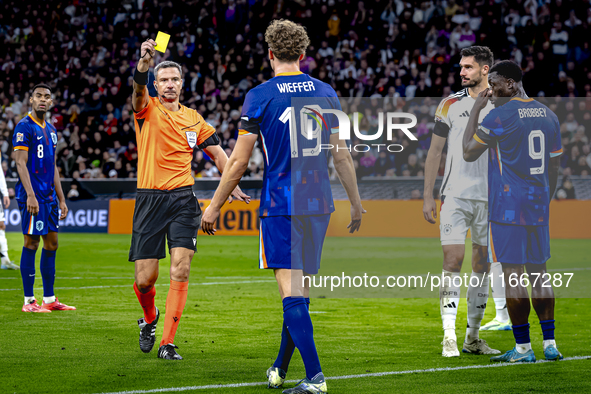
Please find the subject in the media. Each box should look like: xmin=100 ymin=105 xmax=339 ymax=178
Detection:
xmin=260 ymin=225 xmax=268 ymax=269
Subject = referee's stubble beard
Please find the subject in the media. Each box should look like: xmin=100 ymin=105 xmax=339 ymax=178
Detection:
xmin=155 ymin=67 xmax=183 ymax=108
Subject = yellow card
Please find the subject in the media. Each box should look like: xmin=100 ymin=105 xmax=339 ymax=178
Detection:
xmin=154 ymin=31 xmax=170 ymax=53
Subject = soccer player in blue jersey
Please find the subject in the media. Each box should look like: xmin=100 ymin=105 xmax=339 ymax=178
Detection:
xmin=463 ymin=61 xmax=563 ymax=362
xmin=201 ymin=20 xmax=364 ymax=394
xmin=12 ymin=84 xmax=74 ymax=313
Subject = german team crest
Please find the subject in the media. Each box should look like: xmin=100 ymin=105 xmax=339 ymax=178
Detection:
xmin=51 ymin=132 xmax=57 ymax=145
xmin=186 ymin=131 xmax=197 ymax=148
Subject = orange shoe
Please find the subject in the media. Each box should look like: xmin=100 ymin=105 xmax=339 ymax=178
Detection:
xmin=22 ymin=300 xmax=51 ymax=313
xmin=42 ymin=298 xmax=76 ymax=311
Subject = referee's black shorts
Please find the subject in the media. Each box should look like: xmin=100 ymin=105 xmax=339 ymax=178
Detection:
xmin=129 ymin=185 xmax=201 ymax=262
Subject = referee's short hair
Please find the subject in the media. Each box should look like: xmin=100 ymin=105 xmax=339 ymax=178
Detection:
xmin=490 ymin=60 xmax=523 ymax=82
xmin=31 ymin=83 xmax=52 ymax=94
xmin=154 ymin=61 xmax=183 ymax=80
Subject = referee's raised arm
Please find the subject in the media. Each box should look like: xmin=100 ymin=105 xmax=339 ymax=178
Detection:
xmin=132 ymin=39 xmax=156 ymax=113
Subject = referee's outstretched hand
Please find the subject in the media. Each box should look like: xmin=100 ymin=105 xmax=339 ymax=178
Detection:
xmin=140 ymin=39 xmax=156 ymax=59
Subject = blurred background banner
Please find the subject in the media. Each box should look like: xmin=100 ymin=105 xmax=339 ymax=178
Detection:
xmin=4 ymin=199 xmax=109 ymax=233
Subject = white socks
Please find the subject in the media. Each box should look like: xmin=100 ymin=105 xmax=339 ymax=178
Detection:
xmin=0 ymin=229 xmax=10 ymax=264
xmin=43 ymin=296 xmax=56 ymax=304
xmin=516 ymin=343 xmax=532 ymax=354
xmin=490 ymin=262 xmax=510 ymax=322
xmin=465 ymin=271 xmax=489 ymax=343
xmin=543 ymin=339 xmax=557 ymax=351
xmin=440 ymin=270 xmax=461 ymax=341
xmin=25 ymin=296 xmax=35 ymax=304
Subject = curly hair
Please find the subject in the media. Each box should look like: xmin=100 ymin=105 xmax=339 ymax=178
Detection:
xmin=264 ymin=19 xmax=310 ymax=62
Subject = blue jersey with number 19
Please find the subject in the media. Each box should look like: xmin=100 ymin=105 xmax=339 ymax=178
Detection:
xmin=239 ymin=71 xmax=340 ymax=217
xmin=12 ymin=114 xmax=58 ymax=203
xmin=475 ymin=98 xmax=563 ymax=226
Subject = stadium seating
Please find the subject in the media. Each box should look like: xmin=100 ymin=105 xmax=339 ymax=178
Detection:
xmin=0 ymin=0 xmax=589 ymax=188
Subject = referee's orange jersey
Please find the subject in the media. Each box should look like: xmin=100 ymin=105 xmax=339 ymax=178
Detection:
xmin=134 ymin=96 xmax=215 ymax=190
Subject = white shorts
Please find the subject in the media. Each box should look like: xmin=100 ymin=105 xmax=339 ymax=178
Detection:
xmin=0 ymin=207 xmax=4 ymax=222
xmin=439 ymin=197 xmax=487 ymax=246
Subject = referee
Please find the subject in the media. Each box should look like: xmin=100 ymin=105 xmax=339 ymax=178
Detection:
xmin=130 ymin=38 xmax=250 ymax=360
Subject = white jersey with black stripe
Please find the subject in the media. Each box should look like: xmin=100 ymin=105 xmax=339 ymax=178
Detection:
xmin=433 ymin=88 xmax=493 ymax=201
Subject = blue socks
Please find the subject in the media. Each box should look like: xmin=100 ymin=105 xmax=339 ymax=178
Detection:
xmin=20 ymin=247 xmax=37 ymax=298
xmin=40 ymin=249 xmax=56 ymax=298
xmin=512 ymin=323 xmax=531 ymax=344
xmin=282 ymin=297 xmax=321 ymax=380
xmin=540 ymin=320 xmax=555 ymax=340
xmin=274 ymin=298 xmax=309 ymax=372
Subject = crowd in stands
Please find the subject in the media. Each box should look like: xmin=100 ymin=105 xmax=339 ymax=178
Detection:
xmin=0 ymin=0 xmax=590 ymax=187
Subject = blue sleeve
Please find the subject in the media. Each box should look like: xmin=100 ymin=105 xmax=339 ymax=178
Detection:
xmin=239 ymin=89 xmax=264 ymax=136
xmin=476 ymin=108 xmax=503 ymax=146
xmin=13 ymin=122 xmax=31 ymax=152
xmin=549 ymin=114 xmax=563 ymax=157
xmin=325 ymin=91 xmax=342 ymax=134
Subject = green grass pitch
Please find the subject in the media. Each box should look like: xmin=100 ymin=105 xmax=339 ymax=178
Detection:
xmin=1 ymin=233 xmax=590 ymax=393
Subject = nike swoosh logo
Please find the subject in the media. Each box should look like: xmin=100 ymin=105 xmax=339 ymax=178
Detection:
xmin=510 ymin=354 xmax=530 ymax=362
xmin=37 ymin=136 xmax=43 ymax=140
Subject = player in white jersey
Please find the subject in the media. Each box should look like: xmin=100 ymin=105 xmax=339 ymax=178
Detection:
xmin=423 ymin=46 xmax=504 ymax=357
xmin=0 ymin=166 xmax=18 ymax=270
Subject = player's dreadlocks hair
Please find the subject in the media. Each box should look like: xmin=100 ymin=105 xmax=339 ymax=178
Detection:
xmin=490 ymin=60 xmax=523 ymax=82
xmin=31 ymin=83 xmax=52 ymax=94
xmin=460 ymin=46 xmax=494 ymax=68
xmin=265 ymin=19 xmax=310 ymax=62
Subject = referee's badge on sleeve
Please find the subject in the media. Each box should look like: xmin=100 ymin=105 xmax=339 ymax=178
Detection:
xmin=186 ymin=131 xmax=197 ymax=148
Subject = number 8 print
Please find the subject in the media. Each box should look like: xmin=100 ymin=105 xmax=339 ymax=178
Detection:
xmin=37 ymin=144 xmax=44 ymax=158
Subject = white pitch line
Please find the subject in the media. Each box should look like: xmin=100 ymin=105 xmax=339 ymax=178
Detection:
xmin=0 ymin=280 xmax=276 ymax=291
xmin=96 ymin=355 xmax=591 ymax=394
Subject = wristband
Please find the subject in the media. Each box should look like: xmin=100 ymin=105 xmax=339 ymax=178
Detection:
xmin=134 ymin=68 xmax=148 ymax=85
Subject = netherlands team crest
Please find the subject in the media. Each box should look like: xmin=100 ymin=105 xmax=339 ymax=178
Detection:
xmin=186 ymin=131 xmax=197 ymax=148
xmin=36 ymin=221 xmax=44 ymax=232
xmin=51 ymin=132 xmax=58 ymax=145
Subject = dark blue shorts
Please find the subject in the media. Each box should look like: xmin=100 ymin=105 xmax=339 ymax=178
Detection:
xmin=488 ymin=222 xmax=550 ymax=265
xmin=259 ymin=214 xmax=331 ymax=275
xmin=18 ymin=200 xmax=59 ymax=235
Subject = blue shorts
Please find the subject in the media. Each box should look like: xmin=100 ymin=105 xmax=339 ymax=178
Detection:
xmin=259 ymin=214 xmax=331 ymax=275
xmin=488 ymin=222 xmax=550 ymax=265
xmin=18 ymin=200 xmax=60 ymax=236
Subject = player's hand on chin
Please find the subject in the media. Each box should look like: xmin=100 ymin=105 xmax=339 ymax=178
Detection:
xmin=228 ymin=186 xmax=251 ymax=204
xmin=475 ymin=88 xmax=491 ymax=110
xmin=27 ymin=195 xmax=39 ymax=215
xmin=201 ymin=207 xmax=219 ymax=235
xmin=59 ymin=201 xmax=68 ymax=220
